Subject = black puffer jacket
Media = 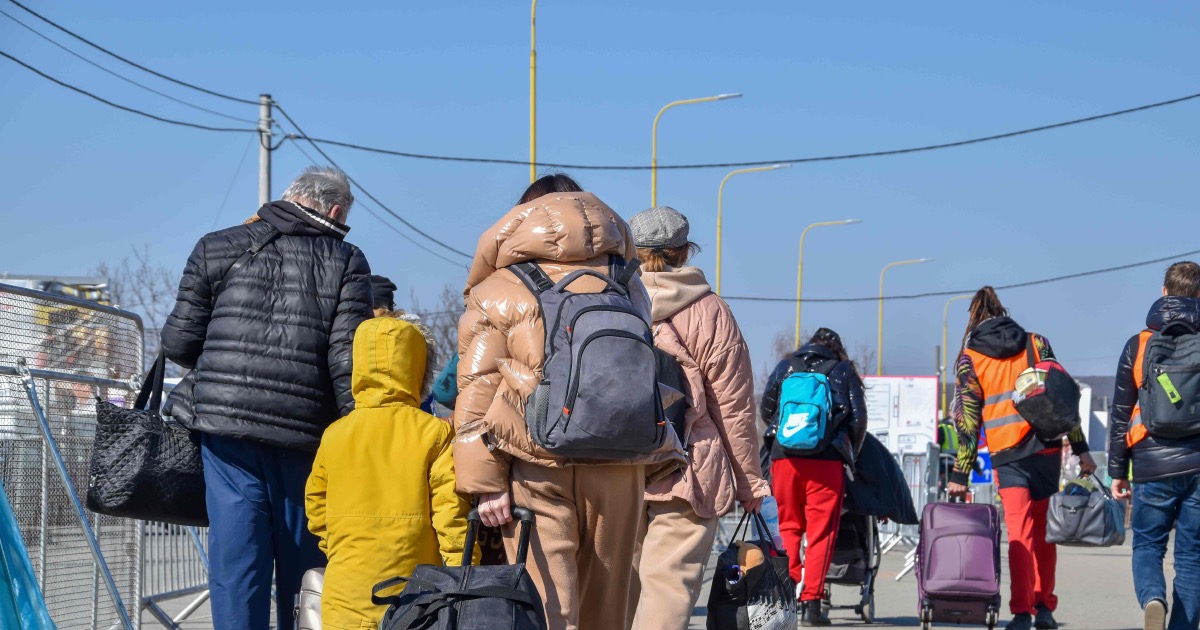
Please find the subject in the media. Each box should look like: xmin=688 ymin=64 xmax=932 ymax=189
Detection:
xmin=161 ymin=201 xmax=373 ymax=451
xmin=1108 ymin=296 xmax=1200 ymax=483
xmin=761 ymin=343 xmax=868 ymax=464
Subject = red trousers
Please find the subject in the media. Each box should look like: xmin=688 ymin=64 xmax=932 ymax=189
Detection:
xmin=771 ymin=458 xmax=845 ymax=602
xmin=998 ymin=486 xmax=1058 ymax=615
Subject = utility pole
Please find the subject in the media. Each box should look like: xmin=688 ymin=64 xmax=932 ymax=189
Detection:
xmin=258 ymin=94 xmax=273 ymax=206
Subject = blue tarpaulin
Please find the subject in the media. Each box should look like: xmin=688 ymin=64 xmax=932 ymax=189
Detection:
xmin=0 ymin=479 xmax=57 ymax=629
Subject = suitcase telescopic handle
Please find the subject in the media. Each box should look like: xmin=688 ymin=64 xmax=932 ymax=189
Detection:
xmin=463 ymin=506 xmax=536 ymax=566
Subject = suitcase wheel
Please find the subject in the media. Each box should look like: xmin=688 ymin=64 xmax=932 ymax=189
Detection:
xmin=920 ymin=604 xmax=933 ymax=629
xmin=985 ymin=608 xmax=999 ymax=630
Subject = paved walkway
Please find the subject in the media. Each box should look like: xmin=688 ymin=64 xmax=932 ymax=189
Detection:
xmin=144 ymin=537 xmax=1170 ymax=629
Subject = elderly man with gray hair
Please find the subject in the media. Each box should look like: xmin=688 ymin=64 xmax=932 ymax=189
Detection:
xmin=161 ymin=166 xmax=373 ymax=630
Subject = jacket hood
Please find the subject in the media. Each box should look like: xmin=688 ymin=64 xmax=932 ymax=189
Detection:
xmin=794 ymin=342 xmax=837 ymax=362
xmin=464 ymin=192 xmax=636 ymax=294
xmin=258 ymin=200 xmax=350 ymax=240
xmin=1146 ymin=296 xmax=1200 ymax=332
xmin=351 ymin=317 xmax=427 ymax=408
xmin=966 ymin=316 xmax=1027 ymax=359
xmin=641 ymin=266 xmax=712 ymax=322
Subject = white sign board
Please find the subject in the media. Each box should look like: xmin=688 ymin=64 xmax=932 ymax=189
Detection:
xmin=863 ymin=375 xmax=938 ymax=455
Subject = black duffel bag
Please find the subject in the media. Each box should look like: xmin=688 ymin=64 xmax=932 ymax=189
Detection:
xmin=373 ymin=506 xmax=546 ymax=630
xmin=86 ymin=354 xmax=207 ymax=527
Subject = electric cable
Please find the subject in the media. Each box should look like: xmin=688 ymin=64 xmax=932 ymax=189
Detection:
xmin=274 ymin=102 xmax=473 ymax=259
xmin=6 ymin=0 xmax=258 ymax=105
xmin=212 ymin=136 xmax=257 ymax=230
xmin=0 ymin=50 xmax=257 ymax=133
xmin=292 ymin=89 xmax=1200 ymax=171
xmin=0 ymin=7 xmax=257 ymax=124
xmin=722 ymin=248 xmax=1200 ymax=304
xmin=284 ymin=133 xmax=469 ymax=268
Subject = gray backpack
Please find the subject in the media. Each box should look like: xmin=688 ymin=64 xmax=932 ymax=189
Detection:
xmin=1140 ymin=321 xmax=1200 ymax=439
xmin=510 ymin=257 xmax=666 ymax=459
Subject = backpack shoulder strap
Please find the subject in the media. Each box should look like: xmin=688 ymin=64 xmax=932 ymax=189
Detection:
xmin=509 ymin=261 xmax=554 ymax=296
xmin=609 ymin=254 xmax=640 ymax=287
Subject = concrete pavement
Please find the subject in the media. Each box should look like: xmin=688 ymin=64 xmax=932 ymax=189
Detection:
xmin=144 ymin=537 xmax=1171 ymax=629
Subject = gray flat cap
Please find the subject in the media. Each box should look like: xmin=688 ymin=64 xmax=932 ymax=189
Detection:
xmin=630 ymin=206 xmax=690 ymax=249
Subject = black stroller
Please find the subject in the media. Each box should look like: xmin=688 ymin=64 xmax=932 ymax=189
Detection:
xmin=821 ymin=510 xmax=881 ymax=623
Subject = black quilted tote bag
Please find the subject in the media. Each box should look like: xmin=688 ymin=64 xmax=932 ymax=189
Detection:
xmin=86 ymin=354 xmax=207 ymax=526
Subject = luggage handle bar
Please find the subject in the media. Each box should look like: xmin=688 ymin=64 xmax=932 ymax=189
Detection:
xmin=463 ymin=506 xmax=535 ymax=566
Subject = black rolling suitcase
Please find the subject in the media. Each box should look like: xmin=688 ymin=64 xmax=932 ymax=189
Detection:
xmin=372 ymin=507 xmax=546 ymax=630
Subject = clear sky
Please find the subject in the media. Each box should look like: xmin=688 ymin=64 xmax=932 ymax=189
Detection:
xmin=1 ymin=1 xmax=1197 ymax=380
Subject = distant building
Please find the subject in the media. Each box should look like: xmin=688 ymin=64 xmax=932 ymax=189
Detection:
xmin=0 ymin=274 xmax=111 ymax=305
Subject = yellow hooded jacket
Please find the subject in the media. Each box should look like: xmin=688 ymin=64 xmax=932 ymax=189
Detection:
xmin=306 ymin=317 xmax=472 ymax=630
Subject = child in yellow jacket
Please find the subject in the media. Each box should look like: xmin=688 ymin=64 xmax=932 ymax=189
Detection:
xmin=306 ymin=314 xmax=473 ymax=630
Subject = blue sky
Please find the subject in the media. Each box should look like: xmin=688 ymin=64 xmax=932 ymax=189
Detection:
xmin=1 ymin=1 xmax=1197 ymax=380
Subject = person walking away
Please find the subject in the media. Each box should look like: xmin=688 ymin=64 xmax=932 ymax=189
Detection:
xmin=946 ymin=287 xmax=1096 ymax=630
xmin=161 ymin=166 xmax=373 ymax=630
xmin=1108 ymin=262 xmax=1200 ymax=630
xmin=761 ymin=328 xmax=868 ymax=626
xmin=624 ymin=206 xmax=770 ymax=630
xmin=453 ymin=174 xmax=686 ymax=630
xmin=371 ymin=274 xmax=398 ymax=317
xmin=306 ymin=313 xmax=473 ymax=630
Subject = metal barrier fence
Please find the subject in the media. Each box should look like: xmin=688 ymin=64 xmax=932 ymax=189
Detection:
xmin=0 ymin=282 xmax=143 ymax=629
xmin=141 ymin=523 xmax=210 ymax=628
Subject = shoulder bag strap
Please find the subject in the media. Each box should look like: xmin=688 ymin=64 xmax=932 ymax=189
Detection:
xmin=609 ymin=254 xmax=641 ymax=287
xmin=1026 ymin=334 xmax=1038 ymax=368
xmin=133 ymin=353 xmax=167 ymax=417
xmin=214 ymin=226 xmax=281 ymax=296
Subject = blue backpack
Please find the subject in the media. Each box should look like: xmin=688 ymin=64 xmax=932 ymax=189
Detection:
xmin=775 ymin=359 xmax=838 ymax=455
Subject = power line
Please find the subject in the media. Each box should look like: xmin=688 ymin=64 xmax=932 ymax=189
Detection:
xmin=0 ymin=7 xmax=256 ymax=124
xmin=283 ymin=132 xmax=469 ymax=268
xmin=273 ymin=103 xmax=474 ymax=259
xmin=212 ymin=136 xmax=256 ymax=230
xmin=722 ymin=248 xmax=1200 ymax=304
xmin=0 ymin=50 xmax=257 ymax=133
xmin=6 ymin=0 xmax=258 ymax=105
xmin=294 ymin=89 xmax=1200 ymax=171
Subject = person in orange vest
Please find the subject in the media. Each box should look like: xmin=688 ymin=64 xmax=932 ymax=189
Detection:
xmin=1108 ymin=261 xmax=1200 ymax=630
xmin=946 ymin=287 xmax=1095 ymax=630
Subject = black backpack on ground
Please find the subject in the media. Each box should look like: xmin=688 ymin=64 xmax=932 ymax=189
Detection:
xmin=373 ymin=508 xmax=546 ymax=630
xmin=1140 ymin=321 xmax=1200 ymax=439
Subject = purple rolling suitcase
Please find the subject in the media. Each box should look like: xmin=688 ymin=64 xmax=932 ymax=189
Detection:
xmin=916 ymin=502 xmax=1001 ymax=630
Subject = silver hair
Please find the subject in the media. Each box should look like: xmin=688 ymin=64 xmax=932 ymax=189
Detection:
xmin=281 ymin=166 xmax=354 ymax=217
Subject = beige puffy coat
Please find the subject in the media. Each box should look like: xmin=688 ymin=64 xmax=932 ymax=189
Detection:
xmin=453 ymin=192 xmax=686 ymax=495
xmin=642 ymin=266 xmax=770 ymax=519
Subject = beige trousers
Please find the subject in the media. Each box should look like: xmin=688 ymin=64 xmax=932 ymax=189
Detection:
xmin=504 ymin=460 xmax=645 ymax=630
xmin=628 ymin=497 xmax=720 ymax=630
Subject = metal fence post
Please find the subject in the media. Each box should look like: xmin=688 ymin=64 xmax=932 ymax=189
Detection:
xmin=20 ymin=365 xmax=134 ymax=630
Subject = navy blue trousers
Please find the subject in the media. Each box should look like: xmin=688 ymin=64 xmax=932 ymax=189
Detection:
xmin=201 ymin=434 xmax=325 ymax=630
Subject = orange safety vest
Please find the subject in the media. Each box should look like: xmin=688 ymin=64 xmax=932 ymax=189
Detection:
xmin=1126 ymin=330 xmax=1154 ymax=448
xmin=963 ymin=334 xmax=1035 ymax=455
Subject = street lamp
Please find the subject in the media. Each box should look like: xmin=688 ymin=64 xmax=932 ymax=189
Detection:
xmin=650 ymin=93 xmax=742 ymax=206
xmin=877 ymin=258 xmax=934 ymax=375
xmin=529 ymin=0 xmax=538 ymax=182
xmin=714 ymin=164 xmax=789 ymax=295
xmin=941 ymin=294 xmax=973 ymax=416
xmin=795 ymin=219 xmax=862 ymax=348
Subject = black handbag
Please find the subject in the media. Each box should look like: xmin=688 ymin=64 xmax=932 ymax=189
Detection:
xmin=87 ymin=353 xmax=208 ymax=526
xmin=707 ymin=512 xmax=797 ymax=630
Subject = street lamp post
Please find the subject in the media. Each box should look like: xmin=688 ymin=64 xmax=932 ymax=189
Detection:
xmin=795 ymin=219 xmax=862 ymax=348
xmin=877 ymin=258 xmax=933 ymax=375
xmin=529 ymin=0 xmax=537 ymax=183
xmin=940 ymin=294 xmax=972 ymax=417
xmin=714 ymin=164 xmax=789 ymax=295
xmin=650 ymin=93 xmax=742 ymax=207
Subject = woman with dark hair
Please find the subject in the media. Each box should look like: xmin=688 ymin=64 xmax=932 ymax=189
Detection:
xmin=452 ymin=174 xmax=685 ymax=630
xmin=624 ymin=206 xmax=769 ymax=630
xmin=760 ymin=327 xmax=868 ymax=626
xmin=947 ymin=286 xmax=1095 ymax=630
